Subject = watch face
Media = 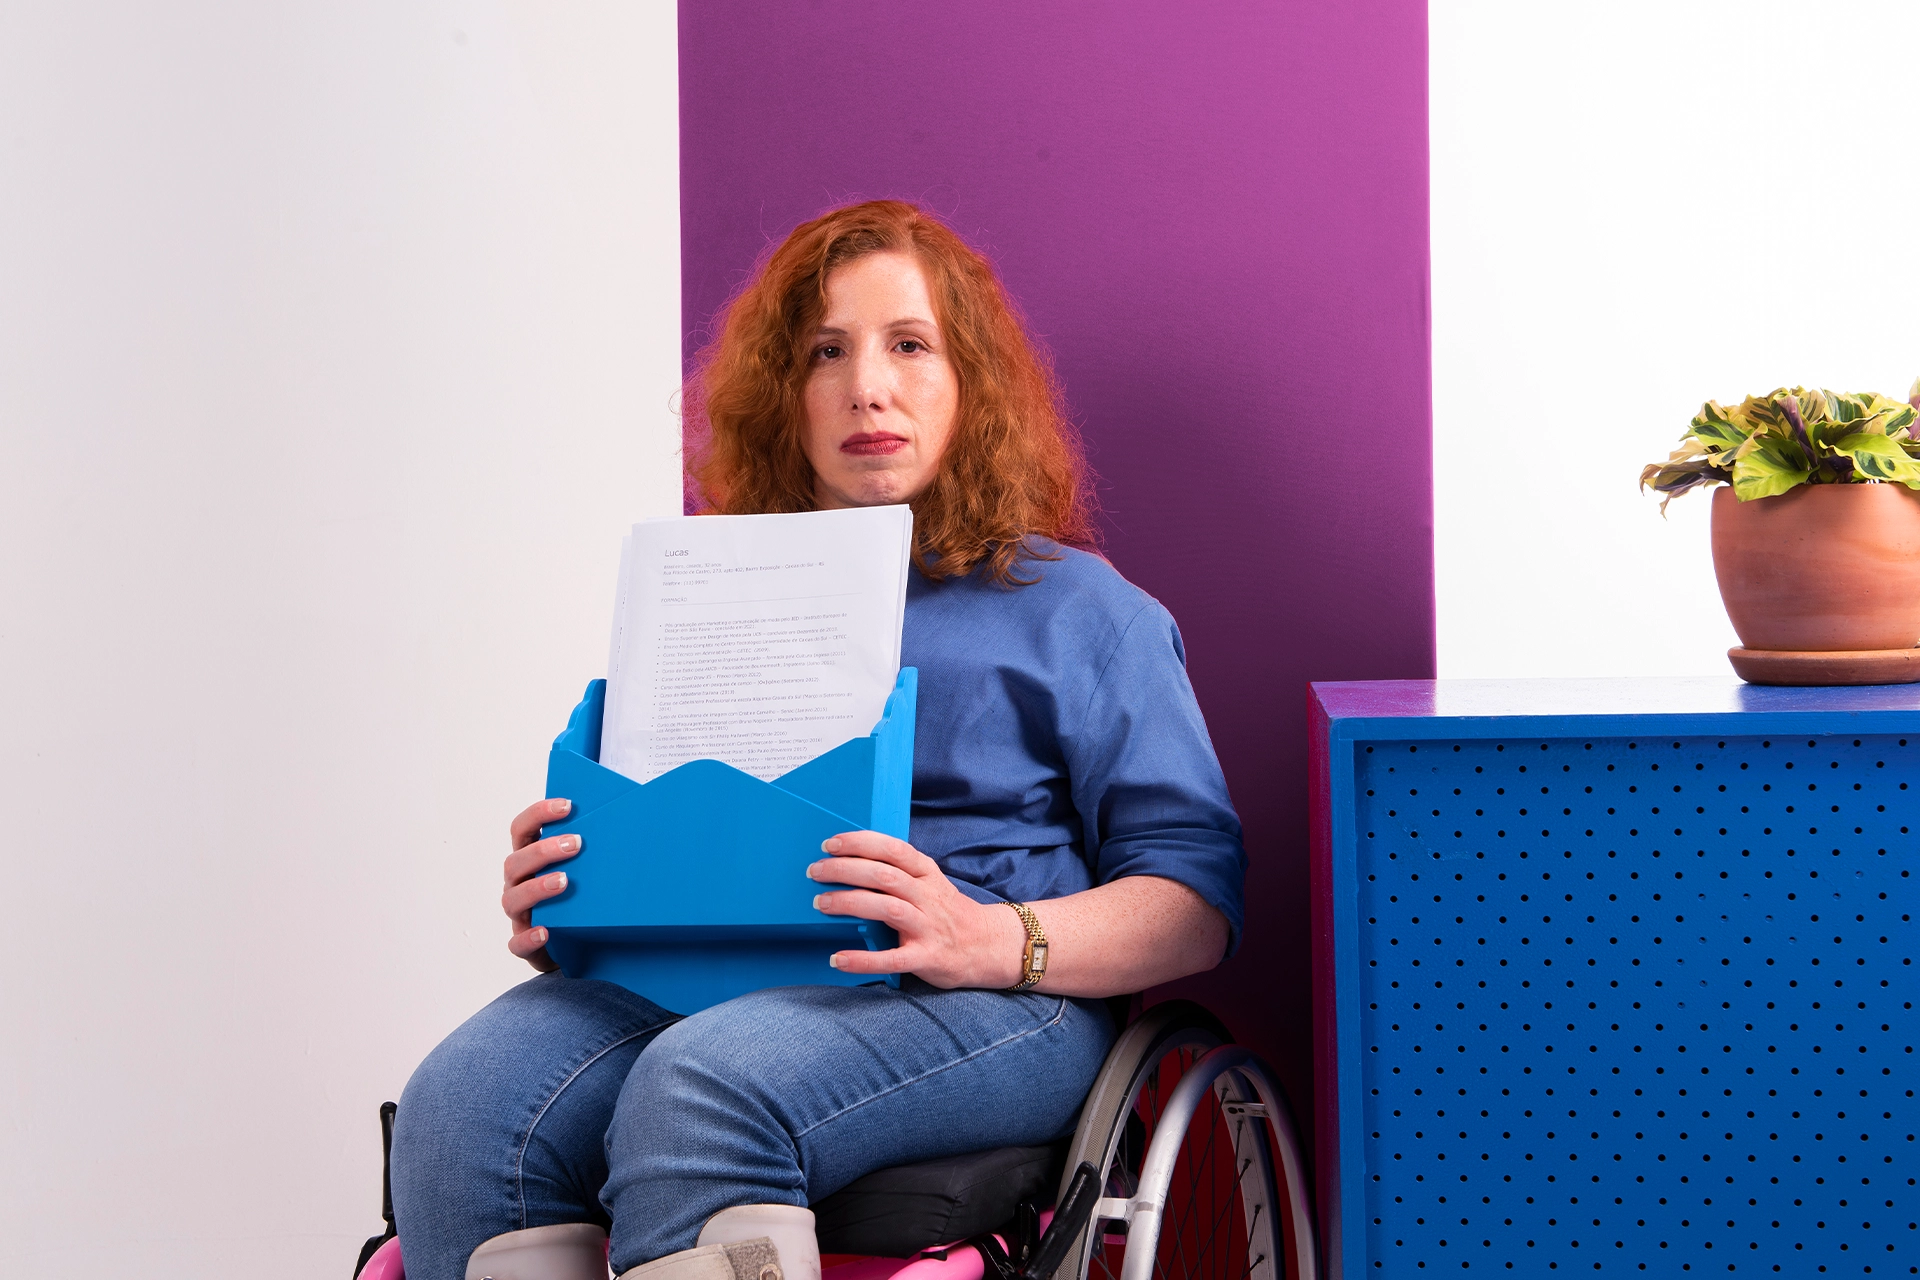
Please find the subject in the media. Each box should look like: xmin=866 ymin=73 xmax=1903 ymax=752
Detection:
xmin=1030 ymin=942 xmax=1049 ymax=971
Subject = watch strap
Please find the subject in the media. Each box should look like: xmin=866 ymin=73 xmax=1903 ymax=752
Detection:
xmin=1004 ymin=901 xmax=1049 ymax=992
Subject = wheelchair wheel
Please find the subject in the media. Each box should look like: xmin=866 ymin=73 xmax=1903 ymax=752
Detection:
xmin=1051 ymin=1002 xmax=1315 ymax=1280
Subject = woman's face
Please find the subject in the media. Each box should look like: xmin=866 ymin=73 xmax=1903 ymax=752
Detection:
xmin=801 ymin=251 xmax=959 ymax=510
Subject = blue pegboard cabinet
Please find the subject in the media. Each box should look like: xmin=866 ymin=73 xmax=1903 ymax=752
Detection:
xmin=1310 ymin=679 xmax=1917 ymax=1278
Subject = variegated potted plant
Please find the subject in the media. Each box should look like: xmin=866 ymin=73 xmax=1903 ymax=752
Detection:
xmin=1640 ymin=381 xmax=1920 ymax=684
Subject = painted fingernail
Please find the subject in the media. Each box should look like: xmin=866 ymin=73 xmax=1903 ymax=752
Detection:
xmin=534 ymin=927 xmax=548 ymax=944
xmin=812 ymin=894 xmax=826 ymax=910
xmin=559 ymin=835 xmax=580 ymax=852
xmin=551 ymin=798 xmax=571 ymax=815
xmin=828 ymin=954 xmax=842 ymax=970
xmin=549 ymin=872 xmax=568 ymax=891
xmin=805 ymin=862 xmax=822 ymax=880
xmin=821 ymin=837 xmax=839 ymax=853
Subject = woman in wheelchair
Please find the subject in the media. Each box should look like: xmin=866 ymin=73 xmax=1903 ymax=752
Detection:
xmin=390 ymin=200 xmax=1247 ymax=1280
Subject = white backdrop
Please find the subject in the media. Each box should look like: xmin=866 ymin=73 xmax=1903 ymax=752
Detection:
xmin=1432 ymin=0 xmax=1920 ymax=678
xmin=10 ymin=1 xmax=1920 ymax=1274
xmin=0 ymin=3 xmax=682 ymax=1273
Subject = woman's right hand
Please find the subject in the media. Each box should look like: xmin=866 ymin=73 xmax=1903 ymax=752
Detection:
xmin=503 ymin=797 xmax=579 ymax=972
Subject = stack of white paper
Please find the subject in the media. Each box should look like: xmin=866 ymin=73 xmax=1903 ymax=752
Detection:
xmin=600 ymin=506 xmax=914 ymax=784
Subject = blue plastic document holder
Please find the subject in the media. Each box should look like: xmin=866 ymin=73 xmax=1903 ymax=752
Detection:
xmin=530 ymin=668 xmax=916 ymax=1014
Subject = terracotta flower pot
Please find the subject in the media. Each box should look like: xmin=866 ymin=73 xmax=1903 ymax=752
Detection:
xmin=1711 ymin=482 xmax=1920 ymax=651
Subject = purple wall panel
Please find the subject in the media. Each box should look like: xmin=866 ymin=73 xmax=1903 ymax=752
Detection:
xmin=679 ymin=0 xmax=1434 ymax=1142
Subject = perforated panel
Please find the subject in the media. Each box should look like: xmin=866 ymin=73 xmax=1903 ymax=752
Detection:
xmin=1352 ymin=733 xmax=1917 ymax=1274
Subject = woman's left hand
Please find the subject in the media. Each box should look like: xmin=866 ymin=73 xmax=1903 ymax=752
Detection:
xmin=809 ymin=831 xmax=1025 ymax=990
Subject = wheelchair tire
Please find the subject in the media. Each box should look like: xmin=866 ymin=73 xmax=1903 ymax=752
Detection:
xmin=1047 ymin=1003 xmax=1315 ymax=1280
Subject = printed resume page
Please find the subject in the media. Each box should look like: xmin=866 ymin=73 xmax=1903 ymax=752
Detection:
xmin=599 ymin=506 xmax=913 ymax=783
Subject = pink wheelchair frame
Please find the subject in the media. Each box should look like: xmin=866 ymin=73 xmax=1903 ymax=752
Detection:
xmin=357 ymin=1220 xmax=1050 ymax=1280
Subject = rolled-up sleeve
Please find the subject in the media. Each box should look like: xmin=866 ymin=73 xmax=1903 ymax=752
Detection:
xmin=1062 ymin=601 xmax=1248 ymax=954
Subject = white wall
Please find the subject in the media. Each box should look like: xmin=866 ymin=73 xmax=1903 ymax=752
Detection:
xmin=1432 ymin=0 xmax=1920 ymax=678
xmin=0 ymin=4 xmax=682 ymax=1274
xmin=10 ymin=1 xmax=1919 ymax=1271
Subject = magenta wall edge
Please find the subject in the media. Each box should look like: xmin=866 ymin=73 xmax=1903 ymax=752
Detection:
xmin=676 ymin=0 xmax=1437 ymax=1161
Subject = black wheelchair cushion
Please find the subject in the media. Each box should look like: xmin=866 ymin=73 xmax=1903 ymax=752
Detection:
xmin=812 ymin=1142 xmax=1065 ymax=1257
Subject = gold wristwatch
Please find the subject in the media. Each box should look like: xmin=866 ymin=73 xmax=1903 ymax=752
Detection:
xmin=1004 ymin=901 xmax=1049 ymax=992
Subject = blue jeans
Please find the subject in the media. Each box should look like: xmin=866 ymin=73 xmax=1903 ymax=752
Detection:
xmin=390 ymin=975 xmax=1115 ymax=1279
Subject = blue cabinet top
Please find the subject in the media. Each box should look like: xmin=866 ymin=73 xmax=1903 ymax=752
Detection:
xmin=1311 ymin=676 xmax=1920 ymax=739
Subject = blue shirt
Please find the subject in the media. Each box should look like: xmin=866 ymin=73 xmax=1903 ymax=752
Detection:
xmin=902 ymin=543 xmax=1247 ymax=953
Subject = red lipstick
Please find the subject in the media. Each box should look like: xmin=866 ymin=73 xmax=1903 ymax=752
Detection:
xmin=839 ymin=431 xmax=908 ymax=457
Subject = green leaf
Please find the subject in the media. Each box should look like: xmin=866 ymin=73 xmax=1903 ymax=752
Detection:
xmin=1639 ymin=458 xmax=1730 ymax=514
xmin=1688 ymin=402 xmax=1750 ymax=455
xmin=1830 ymin=432 xmax=1920 ymax=489
xmin=1731 ymin=435 xmax=1813 ymax=500
xmin=1827 ymin=390 xmax=1875 ymax=424
xmin=1645 ymin=383 xmax=1920 ymax=509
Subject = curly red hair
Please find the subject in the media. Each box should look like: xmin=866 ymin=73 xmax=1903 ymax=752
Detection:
xmin=683 ymin=200 xmax=1097 ymax=583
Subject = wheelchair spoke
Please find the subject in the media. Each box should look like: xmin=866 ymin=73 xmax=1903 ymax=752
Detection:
xmin=1132 ymin=1061 xmax=1237 ymax=1280
xmin=1162 ymin=1052 xmax=1201 ymax=1275
xmin=1163 ymin=1098 xmax=1214 ymax=1275
xmin=1062 ymin=1011 xmax=1295 ymax=1280
xmin=1193 ymin=1155 xmax=1249 ymax=1275
xmin=1165 ymin=1087 xmax=1223 ymax=1276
